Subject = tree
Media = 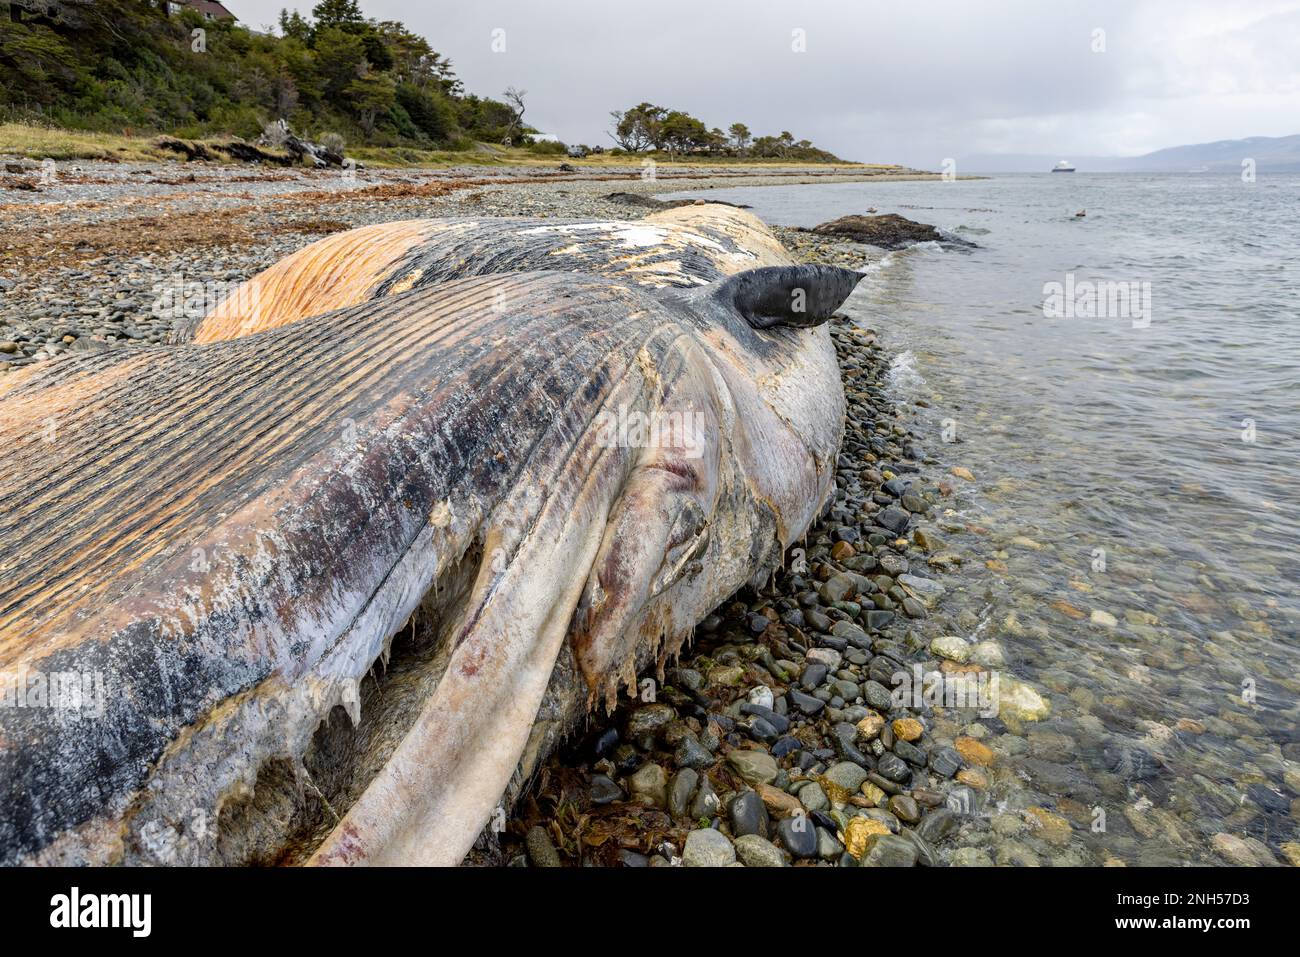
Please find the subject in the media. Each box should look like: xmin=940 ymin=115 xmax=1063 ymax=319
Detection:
xmin=311 ymin=0 xmax=363 ymax=29
xmin=346 ymin=71 xmax=395 ymax=135
xmin=456 ymin=93 xmax=518 ymax=143
xmin=658 ymin=110 xmax=709 ymax=154
xmin=501 ymin=86 xmax=526 ymax=145
xmin=312 ymin=25 xmax=366 ymax=98
xmin=376 ymin=20 xmax=453 ymax=89
xmin=270 ymin=71 xmax=299 ymax=118
xmin=728 ymin=122 xmax=750 ymax=151
xmin=278 ymin=9 xmax=311 ymax=42
xmin=609 ymin=102 xmax=666 ymax=152
xmin=396 ymin=81 xmax=457 ymax=142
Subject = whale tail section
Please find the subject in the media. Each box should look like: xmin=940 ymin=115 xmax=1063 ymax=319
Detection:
xmin=699 ymin=264 xmax=865 ymax=329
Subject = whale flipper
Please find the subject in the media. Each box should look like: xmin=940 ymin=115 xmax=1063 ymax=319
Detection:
xmin=702 ymin=264 xmax=866 ymax=329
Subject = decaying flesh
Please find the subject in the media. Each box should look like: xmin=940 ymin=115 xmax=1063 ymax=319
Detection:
xmin=0 ymin=206 xmax=860 ymax=866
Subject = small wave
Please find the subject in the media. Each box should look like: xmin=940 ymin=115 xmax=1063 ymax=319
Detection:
xmin=859 ymin=250 xmax=897 ymax=276
xmin=909 ymin=239 xmax=945 ymax=252
xmin=886 ymin=349 xmax=926 ymax=391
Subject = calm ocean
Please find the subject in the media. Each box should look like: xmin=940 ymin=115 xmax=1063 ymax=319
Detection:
xmin=667 ymin=173 xmax=1298 ymax=864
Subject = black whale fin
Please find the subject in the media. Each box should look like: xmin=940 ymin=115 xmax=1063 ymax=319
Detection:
xmin=706 ymin=265 xmax=865 ymax=329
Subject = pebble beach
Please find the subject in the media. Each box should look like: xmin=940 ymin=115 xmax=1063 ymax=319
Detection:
xmin=4 ymin=156 xmax=1292 ymax=870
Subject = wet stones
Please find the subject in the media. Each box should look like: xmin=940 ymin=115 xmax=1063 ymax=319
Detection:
xmin=955 ymin=736 xmax=994 ymax=767
xmin=625 ymin=703 xmax=676 ymax=750
xmin=864 ymin=609 xmax=896 ymax=631
xmin=876 ymin=753 xmax=911 ymax=783
xmin=860 ymin=832 xmax=918 ymax=867
xmin=862 ymin=680 xmax=893 ymax=711
xmin=869 ymin=656 xmax=901 ymax=685
xmin=729 ymin=789 xmax=769 ymax=837
xmin=591 ymin=774 xmax=625 ymax=806
xmin=856 ymin=712 xmax=885 ymax=741
xmin=894 ymin=739 xmax=928 ymax=767
xmin=740 ymin=702 xmax=789 ymax=735
xmin=683 ymin=828 xmax=736 ymax=867
xmin=876 ymin=506 xmax=912 ymax=536
xmin=777 ymin=815 xmax=819 ymax=858
xmin=800 ymin=662 xmax=829 ymax=691
xmin=951 ymin=847 xmax=993 ymax=866
xmin=734 ymin=834 xmax=786 ymax=867
xmin=689 ymin=777 xmax=721 ymax=820
xmin=798 ymin=782 xmax=829 ymax=813
xmin=1210 ymin=833 xmax=1278 ymax=866
xmin=878 ymin=553 xmax=909 ymax=576
xmin=806 ymin=647 xmax=842 ymax=670
xmin=823 ymin=761 xmax=870 ymax=792
xmin=1102 ymin=744 xmax=1159 ymax=781
xmin=820 ymin=572 xmax=859 ymax=603
xmin=930 ymin=635 xmax=971 ymax=663
xmin=788 ymin=688 xmax=826 ymax=716
xmin=831 ymin=619 xmax=871 ymax=647
xmin=900 ymin=492 xmax=927 ymax=514
xmin=628 ymin=763 xmax=668 ymax=808
xmin=804 ymin=608 xmax=833 ymax=632
xmin=888 ymin=794 xmax=921 ymax=824
xmin=673 ymin=734 xmax=714 ymax=770
xmin=668 ymin=769 xmax=698 ymax=818
xmin=928 ymin=746 xmax=963 ymax=779
xmin=525 ymin=826 xmax=563 ymax=867
xmin=997 ymin=678 xmax=1051 ymax=721
xmin=727 ymin=749 xmax=779 ymax=786
xmin=915 ymin=808 xmax=960 ymax=843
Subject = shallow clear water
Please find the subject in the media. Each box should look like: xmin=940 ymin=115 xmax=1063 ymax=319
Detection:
xmin=666 ymin=174 xmax=1299 ymax=864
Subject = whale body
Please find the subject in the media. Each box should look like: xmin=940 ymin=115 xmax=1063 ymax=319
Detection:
xmin=0 ymin=206 xmax=860 ymax=866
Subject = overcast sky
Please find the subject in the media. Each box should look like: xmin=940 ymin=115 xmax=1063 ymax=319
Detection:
xmin=265 ymin=0 xmax=1300 ymax=167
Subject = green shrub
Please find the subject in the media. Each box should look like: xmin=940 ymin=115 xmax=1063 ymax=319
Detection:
xmin=525 ymin=140 xmax=567 ymax=155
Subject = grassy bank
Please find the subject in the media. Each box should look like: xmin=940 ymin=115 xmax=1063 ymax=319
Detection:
xmin=0 ymin=123 xmax=906 ymax=171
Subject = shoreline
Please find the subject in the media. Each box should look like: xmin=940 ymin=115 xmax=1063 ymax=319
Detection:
xmin=485 ymin=229 xmax=1060 ymax=868
xmin=0 ymin=168 xmax=1047 ymax=867
xmin=489 ymin=315 xmax=1008 ymax=867
xmin=0 ymin=161 xmax=949 ymax=372
xmin=8 ymin=168 xmax=1265 ymax=868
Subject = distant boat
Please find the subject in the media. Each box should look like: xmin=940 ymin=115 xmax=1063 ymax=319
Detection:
xmin=1052 ymin=160 xmax=1076 ymax=172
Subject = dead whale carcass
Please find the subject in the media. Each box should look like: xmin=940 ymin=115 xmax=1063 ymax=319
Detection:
xmin=176 ymin=205 xmax=794 ymax=343
xmin=0 ymin=211 xmax=862 ymax=867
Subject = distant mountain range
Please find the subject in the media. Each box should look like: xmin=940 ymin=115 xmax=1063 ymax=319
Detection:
xmin=959 ymin=134 xmax=1300 ymax=173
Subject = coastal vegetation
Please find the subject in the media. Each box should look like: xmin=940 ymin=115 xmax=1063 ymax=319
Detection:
xmin=0 ymin=0 xmax=845 ymax=164
xmin=609 ymin=103 xmax=840 ymax=161
xmin=0 ymin=0 xmax=523 ymax=149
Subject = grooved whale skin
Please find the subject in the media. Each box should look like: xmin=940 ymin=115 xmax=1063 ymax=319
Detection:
xmin=180 ymin=205 xmax=793 ymax=343
xmin=0 ymin=206 xmax=854 ymax=866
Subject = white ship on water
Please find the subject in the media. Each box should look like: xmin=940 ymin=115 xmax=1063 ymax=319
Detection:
xmin=1052 ymin=159 xmax=1076 ymax=172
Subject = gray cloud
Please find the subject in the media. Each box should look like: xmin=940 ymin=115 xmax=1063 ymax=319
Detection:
xmin=270 ymin=0 xmax=1300 ymax=166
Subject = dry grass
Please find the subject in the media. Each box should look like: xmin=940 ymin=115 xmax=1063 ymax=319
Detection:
xmin=0 ymin=123 xmax=899 ymax=172
xmin=0 ymin=123 xmax=168 ymax=162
